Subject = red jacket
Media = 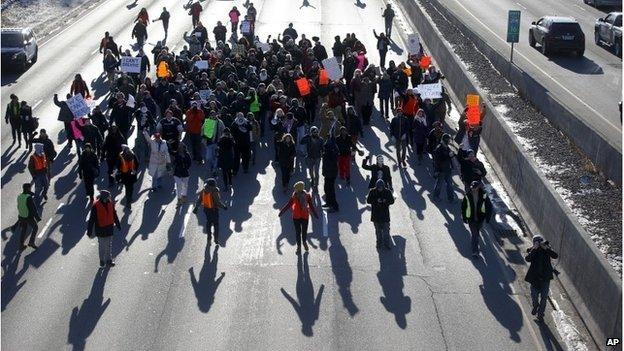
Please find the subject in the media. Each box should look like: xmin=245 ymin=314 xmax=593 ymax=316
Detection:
xmin=279 ymin=192 xmax=317 ymax=219
xmin=185 ymin=108 xmax=205 ymax=134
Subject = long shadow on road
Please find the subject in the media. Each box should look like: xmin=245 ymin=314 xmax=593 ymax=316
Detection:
xmin=189 ymin=244 xmax=225 ymax=313
xmin=377 ymin=235 xmax=411 ymax=329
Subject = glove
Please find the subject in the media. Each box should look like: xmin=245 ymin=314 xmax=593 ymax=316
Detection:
xmin=193 ymin=207 xmax=198 ymax=214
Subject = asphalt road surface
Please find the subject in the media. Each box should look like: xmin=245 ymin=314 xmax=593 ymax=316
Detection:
xmin=438 ymin=0 xmax=622 ymax=150
xmin=2 ymin=0 xmax=571 ymax=350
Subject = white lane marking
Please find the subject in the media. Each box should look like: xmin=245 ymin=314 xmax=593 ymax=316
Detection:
xmin=322 ymin=210 xmax=328 ymax=237
xmin=515 ymin=2 xmax=526 ymax=9
xmin=91 ymin=48 xmax=100 ymax=55
xmin=573 ymin=4 xmax=587 ymax=12
xmin=178 ymin=207 xmax=192 ymax=238
xmin=37 ymin=202 xmax=64 ymax=238
xmin=32 ymin=100 xmax=42 ymax=109
xmin=449 ymin=0 xmax=619 ymax=131
xmin=37 ymin=218 xmax=53 ymax=238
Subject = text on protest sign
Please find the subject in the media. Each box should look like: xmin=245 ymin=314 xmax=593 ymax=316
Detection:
xmin=407 ymin=34 xmax=420 ymax=54
xmin=194 ymin=60 xmax=209 ymax=70
xmin=322 ymin=57 xmax=342 ymax=81
xmin=120 ymin=57 xmax=141 ymax=73
xmin=66 ymin=94 xmax=91 ymax=118
xmin=466 ymin=94 xmax=480 ymax=107
xmin=416 ymin=83 xmax=442 ymax=100
xmin=241 ymin=21 xmax=252 ymax=34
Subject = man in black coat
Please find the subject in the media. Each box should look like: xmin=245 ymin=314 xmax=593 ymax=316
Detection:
xmin=461 ymin=181 xmax=492 ymax=258
xmin=366 ymin=179 xmax=395 ymax=249
xmin=525 ymin=235 xmax=559 ymax=323
xmin=321 ymin=137 xmax=339 ymax=213
xmin=362 ymin=154 xmax=392 ymax=190
xmin=53 ymin=93 xmax=75 ymax=148
xmin=459 ymin=149 xmax=486 ymax=191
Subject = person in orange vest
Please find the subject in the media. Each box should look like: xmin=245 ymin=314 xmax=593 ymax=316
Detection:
xmin=117 ymin=145 xmax=139 ymax=210
xmin=87 ymin=190 xmax=121 ymax=267
xmin=278 ymin=181 xmax=318 ymax=255
xmin=193 ymin=179 xmax=228 ymax=245
xmin=28 ymin=143 xmax=50 ymax=205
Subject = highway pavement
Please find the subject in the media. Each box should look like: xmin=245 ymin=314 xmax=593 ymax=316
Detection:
xmin=437 ymin=0 xmax=622 ymax=150
xmin=1 ymin=0 xmax=571 ymax=350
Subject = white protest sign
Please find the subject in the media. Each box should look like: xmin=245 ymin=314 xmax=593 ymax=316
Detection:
xmin=199 ymin=89 xmax=213 ymax=101
xmin=120 ymin=56 xmax=141 ymax=73
xmin=194 ymin=60 xmax=209 ymax=70
xmin=322 ymin=57 xmax=342 ymax=80
xmin=66 ymin=94 xmax=91 ymax=118
xmin=256 ymin=42 xmax=271 ymax=53
xmin=407 ymin=33 xmax=420 ymax=55
xmin=241 ymin=21 xmax=251 ymax=35
xmin=416 ymin=82 xmax=442 ymax=100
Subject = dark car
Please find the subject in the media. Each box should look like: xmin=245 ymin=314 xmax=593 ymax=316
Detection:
xmin=595 ymin=12 xmax=622 ymax=56
xmin=529 ymin=16 xmax=585 ymax=57
xmin=1 ymin=28 xmax=39 ymax=72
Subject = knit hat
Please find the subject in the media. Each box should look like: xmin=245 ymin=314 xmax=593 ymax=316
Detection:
xmin=293 ymin=181 xmax=305 ymax=192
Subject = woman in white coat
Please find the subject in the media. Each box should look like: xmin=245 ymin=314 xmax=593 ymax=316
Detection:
xmin=143 ymin=130 xmax=171 ymax=190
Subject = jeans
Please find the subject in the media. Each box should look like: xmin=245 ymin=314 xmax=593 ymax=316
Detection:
xmin=395 ymin=139 xmax=407 ymax=164
xmin=9 ymin=119 xmax=22 ymax=144
xmin=530 ymin=280 xmax=551 ymax=318
xmin=174 ymin=176 xmax=189 ymax=199
xmin=379 ymin=50 xmax=387 ymax=68
xmin=205 ymin=143 xmax=218 ymax=176
xmin=385 ymin=20 xmax=393 ymax=36
xmin=203 ymin=208 xmax=219 ymax=241
xmin=222 ymin=168 xmax=233 ymax=187
xmin=18 ymin=217 xmax=38 ymax=246
xmin=468 ymin=222 xmax=482 ymax=254
xmin=189 ymin=133 xmax=203 ymax=161
xmin=379 ymin=97 xmax=390 ymax=119
xmin=306 ymin=158 xmax=320 ymax=186
xmin=323 ymin=176 xmax=338 ymax=209
xmin=433 ymin=170 xmax=454 ymax=200
xmin=98 ymin=236 xmax=113 ymax=262
xmin=293 ymin=218 xmax=309 ymax=249
xmin=374 ymin=222 xmax=390 ymax=247
xmin=33 ymin=173 xmax=49 ymax=205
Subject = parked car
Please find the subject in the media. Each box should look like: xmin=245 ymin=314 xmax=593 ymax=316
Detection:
xmin=583 ymin=0 xmax=621 ymax=9
xmin=1 ymin=28 xmax=39 ymax=72
xmin=595 ymin=12 xmax=622 ymax=56
xmin=529 ymin=16 xmax=585 ymax=57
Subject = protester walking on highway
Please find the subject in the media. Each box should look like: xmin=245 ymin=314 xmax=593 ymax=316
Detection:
xmin=31 ymin=129 xmax=57 ymax=177
xmin=432 ymin=134 xmax=456 ymax=201
xmin=117 ymin=145 xmax=138 ymax=209
xmin=5 ymin=94 xmax=22 ymax=146
xmin=390 ymin=109 xmax=410 ymax=168
xmin=412 ymin=109 xmax=428 ymax=165
xmin=132 ymin=19 xmax=148 ymax=48
xmin=336 ymin=126 xmax=362 ymax=186
xmin=19 ymin=101 xmax=36 ymax=152
xmin=525 ymin=235 xmax=559 ymax=323
xmin=153 ymin=7 xmax=170 ymax=39
xmin=362 ymin=154 xmax=392 ymax=190
xmin=373 ymin=29 xmax=391 ymax=67
xmin=228 ymin=6 xmax=241 ymax=36
xmin=218 ymin=128 xmax=237 ymax=190
xmin=143 ymin=130 xmax=171 ymax=191
xmin=189 ymin=1 xmax=203 ymax=28
xmin=173 ymin=142 xmax=192 ymax=208
xmin=28 ymin=143 xmax=49 ymax=205
xmin=70 ymin=74 xmax=90 ymax=98
xmin=321 ymin=137 xmax=339 ymax=213
xmin=459 ymin=150 xmax=486 ymax=192
xmin=382 ymin=4 xmax=395 ymax=36
xmin=461 ymin=181 xmax=493 ymax=258
xmin=14 ymin=183 xmax=41 ymax=251
xmin=193 ymin=178 xmax=228 ymax=245
xmin=300 ymin=126 xmax=324 ymax=190
xmin=279 ymin=181 xmax=318 ymax=255
xmin=366 ymin=179 xmax=395 ymax=250
xmin=87 ymin=190 xmax=121 ymax=268
xmin=78 ymin=143 xmax=100 ymax=203
xmin=278 ymin=133 xmax=297 ymax=193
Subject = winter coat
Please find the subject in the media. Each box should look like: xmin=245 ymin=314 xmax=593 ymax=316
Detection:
xmin=433 ymin=143 xmax=453 ymax=173
xmin=143 ymin=131 xmax=171 ymax=179
xmin=278 ymin=141 xmax=296 ymax=169
xmin=103 ymin=130 xmax=126 ymax=161
xmin=366 ymin=187 xmax=394 ymax=223
xmin=362 ymin=159 xmax=392 ymax=190
xmin=78 ymin=150 xmax=100 ymax=179
xmin=459 ymin=158 xmax=487 ymax=185
xmin=321 ymin=140 xmax=339 ymax=178
xmin=54 ymin=95 xmax=74 ymax=122
xmin=172 ymin=149 xmax=192 ymax=178
xmin=412 ymin=117 xmax=428 ymax=145
xmin=390 ymin=115 xmax=410 ymax=141
xmin=217 ymin=136 xmax=236 ymax=169
xmin=460 ymin=189 xmax=492 ymax=224
xmin=377 ymin=77 xmax=393 ymax=100
xmin=524 ymin=246 xmax=559 ymax=287
xmin=300 ymin=135 xmax=324 ymax=160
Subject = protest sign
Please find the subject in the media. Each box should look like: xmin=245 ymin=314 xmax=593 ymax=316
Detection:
xmin=322 ymin=57 xmax=342 ymax=80
xmin=66 ymin=94 xmax=91 ymax=118
xmin=407 ymin=34 xmax=420 ymax=54
xmin=120 ymin=57 xmax=141 ymax=73
xmin=415 ymin=83 xmax=442 ymax=100
xmin=466 ymin=94 xmax=480 ymax=107
xmin=241 ymin=21 xmax=251 ymax=35
xmin=199 ymin=89 xmax=213 ymax=101
xmin=296 ymin=78 xmax=310 ymax=96
xmin=467 ymin=106 xmax=481 ymax=125
xmin=194 ymin=60 xmax=209 ymax=70
xmin=256 ymin=42 xmax=271 ymax=53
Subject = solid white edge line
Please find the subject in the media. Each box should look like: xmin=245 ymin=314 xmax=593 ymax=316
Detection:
xmin=322 ymin=210 xmax=328 ymax=237
xmin=37 ymin=218 xmax=53 ymax=238
xmin=179 ymin=207 xmax=192 ymax=238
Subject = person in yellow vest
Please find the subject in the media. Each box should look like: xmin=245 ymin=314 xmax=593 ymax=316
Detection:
xmin=15 ymin=183 xmax=41 ymax=251
xmin=117 ymin=145 xmax=139 ymax=210
xmin=461 ymin=181 xmax=493 ymax=258
xmin=87 ymin=190 xmax=121 ymax=267
xmin=193 ymin=178 xmax=228 ymax=245
xmin=28 ymin=143 xmax=50 ymax=205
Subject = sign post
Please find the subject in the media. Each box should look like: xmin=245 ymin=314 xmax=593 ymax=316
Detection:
xmin=506 ymin=10 xmax=521 ymax=63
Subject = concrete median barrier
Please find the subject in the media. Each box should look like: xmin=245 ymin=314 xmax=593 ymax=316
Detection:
xmin=395 ymin=0 xmax=622 ymax=344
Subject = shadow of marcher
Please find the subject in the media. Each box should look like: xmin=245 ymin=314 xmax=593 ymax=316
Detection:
xmin=1 ymin=143 xmax=20 ymax=170
xmin=388 ymin=39 xmax=404 ymax=55
xmin=328 ymin=224 xmax=359 ymax=316
xmin=43 ymin=195 xmax=90 ymax=255
xmin=354 ymin=0 xmax=366 ymax=9
xmin=67 ymin=269 xmax=111 ymax=351
xmin=280 ymin=252 xmax=324 ymax=336
xmin=0 ymin=151 xmax=28 ymax=187
xmin=1 ymin=233 xmax=28 ymax=311
xmin=127 ymin=183 xmax=174 ymax=246
xmin=90 ymin=75 xmax=112 ymax=101
xmin=189 ymin=245 xmax=225 ymax=313
xmin=377 ymin=235 xmax=411 ymax=329
xmin=536 ymin=319 xmax=565 ymax=351
xmin=154 ymin=206 xmax=187 ymax=272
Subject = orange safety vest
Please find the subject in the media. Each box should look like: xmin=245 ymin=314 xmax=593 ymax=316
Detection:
xmin=94 ymin=200 xmax=114 ymax=227
xmin=157 ymin=61 xmax=170 ymax=78
xmin=202 ymin=191 xmax=215 ymax=209
xmin=119 ymin=156 xmax=136 ymax=173
xmin=32 ymin=154 xmax=47 ymax=171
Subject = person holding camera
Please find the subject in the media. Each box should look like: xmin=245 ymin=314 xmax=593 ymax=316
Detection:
xmin=525 ymin=235 xmax=559 ymax=323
